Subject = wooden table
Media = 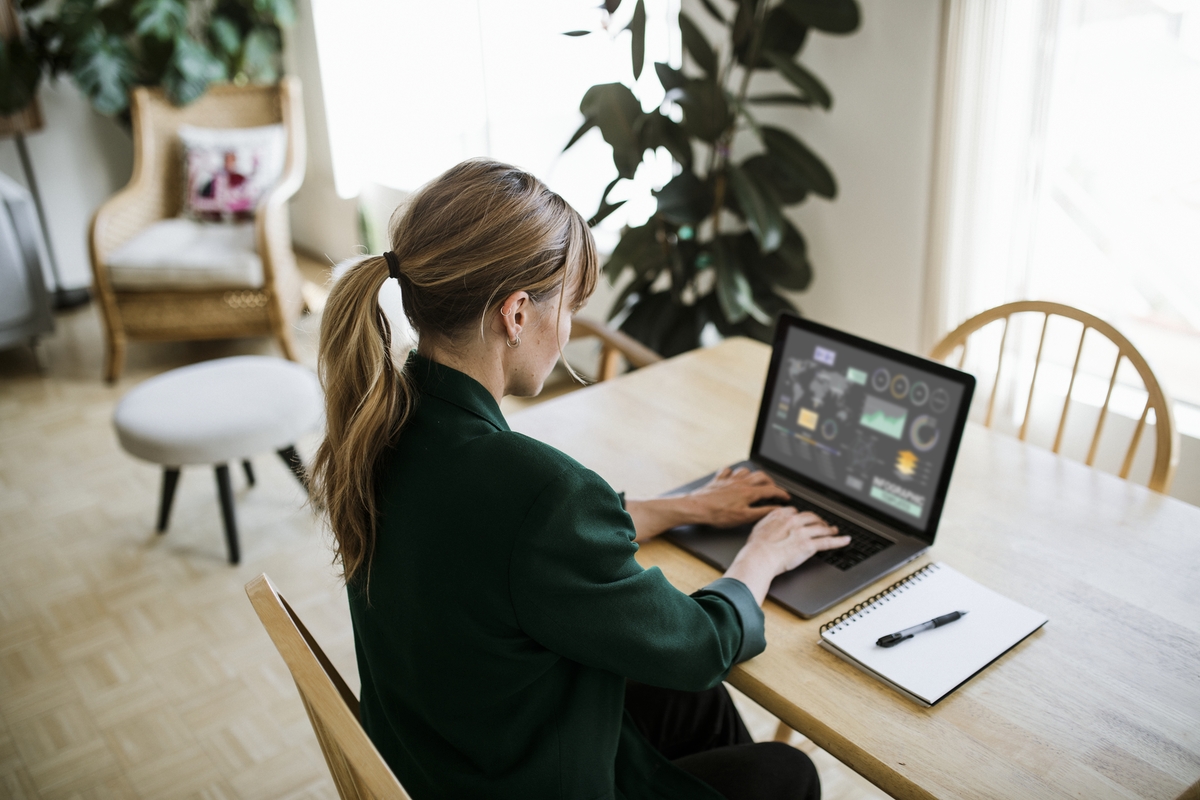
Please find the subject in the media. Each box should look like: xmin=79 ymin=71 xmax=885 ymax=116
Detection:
xmin=509 ymin=338 xmax=1200 ymax=800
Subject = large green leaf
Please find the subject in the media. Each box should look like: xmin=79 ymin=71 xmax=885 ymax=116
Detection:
xmin=781 ymin=0 xmax=860 ymax=34
xmin=57 ymin=0 xmax=101 ymax=43
xmin=207 ymin=15 xmax=241 ymax=57
xmin=653 ymin=170 xmax=711 ymax=225
xmin=133 ymin=0 xmax=187 ymax=41
xmin=163 ymin=34 xmax=226 ymax=106
xmin=759 ymin=6 xmax=809 ymax=59
xmin=653 ymin=61 xmax=686 ymax=92
xmin=763 ymin=51 xmax=831 ymax=109
xmin=608 ymin=271 xmax=655 ymax=322
xmin=618 ymin=290 xmax=678 ymax=354
xmin=677 ymin=78 xmax=730 ymax=143
xmin=737 ymin=5 xmax=807 ymax=67
xmin=238 ymin=25 xmax=280 ymax=82
xmin=580 ymin=82 xmax=644 ymax=179
xmin=735 ymin=224 xmax=811 ymax=291
xmin=253 ymin=0 xmax=295 ymax=26
xmin=0 ymin=37 xmax=42 ymax=115
xmin=731 ymin=0 xmax=758 ymax=54
xmin=636 ymin=111 xmax=692 ymax=168
xmin=605 ymin=222 xmax=661 ymax=282
xmin=760 ymin=125 xmax=836 ymax=198
xmin=628 ymin=0 xmax=646 ymax=80
xmin=741 ymin=153 xmax=808 ymax=205
xmin=72 ymin=32 xmax=136 ymax=115
xmin=747 ymin=93 xmax=811 ymax=106
xmin=679 ymin=12 xmax=716 ymax=75
xmin=712 ymin=236 xmax=770 ymax=325
xmin=727 ymin=164 xmax=783 ymax=253
xmin=97 ymin=0 xmax=139 ymax=37
xmin=589 ymin=177 xmax=627 ymax=228
xmin=698 ymin=0 xmax=727 ymax=24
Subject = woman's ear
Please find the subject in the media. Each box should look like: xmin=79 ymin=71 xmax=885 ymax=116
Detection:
xmin=497 ymin=291 xmax=530 ymax=342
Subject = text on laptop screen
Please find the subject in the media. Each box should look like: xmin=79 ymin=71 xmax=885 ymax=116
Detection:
xmin=757 ymin=327 xmax=967 ymax=530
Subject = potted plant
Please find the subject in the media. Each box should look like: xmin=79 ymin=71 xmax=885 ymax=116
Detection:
xmin=565 ymin=0 xmax=860 ymax=357
xmin=0 ymin=0 xmax=294 ymax=119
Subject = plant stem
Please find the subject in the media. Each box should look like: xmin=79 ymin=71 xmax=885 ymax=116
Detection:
xmin=706 ymin=0 xmax=772 ymax=244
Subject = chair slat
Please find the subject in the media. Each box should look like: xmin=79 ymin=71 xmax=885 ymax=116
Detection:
xmin=1121 ymin=399 xmax=1151 ymax=480
xmin=957 ymin=340 xmax=968 ymax=370
xmin=930 ymin=301 xmax=1178 ymax=493
xmin=984 ymin=317 xmax=1011 ymax=428
xmin=1018 ymin=314 xmax=1050 ymax=441
xmin=1053 ymin=326 xmax=1088 ymax=454
xmin=1086 ymin=354 xmax=1123 ymax=467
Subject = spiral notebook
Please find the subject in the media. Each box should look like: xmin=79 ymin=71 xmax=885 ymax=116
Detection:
xmin=818 ymin=562 xmax=1048 ymax=707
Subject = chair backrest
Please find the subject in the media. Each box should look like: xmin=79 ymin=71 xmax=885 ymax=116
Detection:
xmin=568 ymin=317 xmax=663 ymax=382
xmin=95 ymin=79 xmax=304 ymax=259
xmin=930 ymin=300 xmax=1179 ymax=493
xmin=245 ymin=574 xmax=410 ymax=799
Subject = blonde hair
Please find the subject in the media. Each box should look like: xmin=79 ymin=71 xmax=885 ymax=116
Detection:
xmin=312 ymin=159 xmax=599 ymax=585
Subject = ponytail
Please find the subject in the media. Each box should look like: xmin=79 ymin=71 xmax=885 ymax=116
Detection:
xmin=313 ymin=159 xmax=599 ymax=587
xmin=310 ymin=255 xmax=416 ymax=585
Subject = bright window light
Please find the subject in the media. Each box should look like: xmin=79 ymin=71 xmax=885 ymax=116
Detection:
xmin=311 ymin=0 xmax=679 ymax=239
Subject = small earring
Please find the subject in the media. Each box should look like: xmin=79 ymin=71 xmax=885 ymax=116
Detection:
xmin=507 ymin=335 xmax=521 ymax=348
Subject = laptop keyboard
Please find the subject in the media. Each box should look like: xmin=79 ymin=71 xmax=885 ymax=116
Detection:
xmin=785 ymin=498 xmax=894 ymax=571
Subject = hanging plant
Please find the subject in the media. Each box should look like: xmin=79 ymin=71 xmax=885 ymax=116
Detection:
xmin=566 ymin=0 xmax=860 ymax=357
xmin=0 ymin=0 xmax=293 ymax=119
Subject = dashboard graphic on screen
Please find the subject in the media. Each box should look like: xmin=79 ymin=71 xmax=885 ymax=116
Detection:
xmin=757 ymin=327 xmax=966 ymax=530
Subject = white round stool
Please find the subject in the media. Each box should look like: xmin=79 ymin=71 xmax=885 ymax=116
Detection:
xmin=114 ymin=356 xmax=323 ymax=564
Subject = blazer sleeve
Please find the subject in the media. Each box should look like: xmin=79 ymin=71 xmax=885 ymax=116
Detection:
xmin=508 ymin=467 xmax=765 ymax=692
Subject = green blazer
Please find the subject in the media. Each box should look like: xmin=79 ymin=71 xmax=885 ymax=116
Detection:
xmin=351 ymin=354 xmax=766 ymax=800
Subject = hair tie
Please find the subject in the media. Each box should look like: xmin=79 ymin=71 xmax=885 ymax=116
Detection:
xmin=383 ymin=251 xmax=401 ymax=281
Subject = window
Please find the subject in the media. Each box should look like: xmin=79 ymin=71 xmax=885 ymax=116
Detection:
xmin=310 ymin=0 xmax=679 ymax=246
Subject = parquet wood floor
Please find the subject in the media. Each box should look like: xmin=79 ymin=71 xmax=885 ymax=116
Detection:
xmin=0 ymin=256 xmax=886 ymax=799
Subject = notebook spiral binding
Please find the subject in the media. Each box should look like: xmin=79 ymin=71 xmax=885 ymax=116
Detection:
xmin=820 ymin=563 xmax=942 ymax=634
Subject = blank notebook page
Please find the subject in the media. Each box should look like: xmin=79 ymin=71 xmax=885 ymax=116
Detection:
xmin=820 ymin=562 xmax=1048 ymax=705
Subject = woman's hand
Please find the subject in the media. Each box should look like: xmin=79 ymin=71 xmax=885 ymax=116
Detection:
xmin=623 ymin=467 xmax=789 ymax=542
xmin=685 ymin=467 xmax=790 ymax=528
xmin=724 ymin=508 xmax=852 ymax=605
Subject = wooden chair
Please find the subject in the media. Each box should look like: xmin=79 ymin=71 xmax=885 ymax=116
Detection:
xmin=89 ymin=79 xmax=307 ymax=382
xmin=930 ymin=300 xmax=1179 ymax=493
xmin=569 ymin=317 xmax=663 ymax=381
xmin=245 ymin=574 xmax=410 ymax=799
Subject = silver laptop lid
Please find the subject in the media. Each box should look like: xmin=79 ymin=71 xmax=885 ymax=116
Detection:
xmin=751 ymin=315 xmax=976 ymax=544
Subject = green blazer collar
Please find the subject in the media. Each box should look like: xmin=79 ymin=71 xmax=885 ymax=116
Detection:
xmin=408 ymin=352 xmax=510 ymax=433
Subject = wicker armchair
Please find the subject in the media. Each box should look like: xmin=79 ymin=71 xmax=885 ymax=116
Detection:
xmin=89 ymin=78 xmax=306 ymax=382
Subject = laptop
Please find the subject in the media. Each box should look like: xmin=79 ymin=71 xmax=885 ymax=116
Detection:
xmin=666 ymin=314 xmax=976 ymax=618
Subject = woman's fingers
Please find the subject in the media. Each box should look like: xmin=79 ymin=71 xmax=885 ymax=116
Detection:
xmin=814 ymin=534 xmax=853 ymax=550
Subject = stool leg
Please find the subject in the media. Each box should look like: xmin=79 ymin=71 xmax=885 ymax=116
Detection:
xmin=242 ymin=459 xmax=255 ymax=487
xmin=157 ymin=468 xmax=181 ymax=533
xmin=277 ymin=446 xmax=309 ymax=496
xmin=214 ymin=464 xmax=240 ymax=565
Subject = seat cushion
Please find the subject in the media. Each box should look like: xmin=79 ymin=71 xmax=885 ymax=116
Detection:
xmin=107 ymin=218 xmax=263 ymax=290
xmin=114 ymin=356 xmax=323 ymax=466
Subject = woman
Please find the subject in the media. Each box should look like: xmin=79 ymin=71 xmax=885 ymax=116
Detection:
xmin=312 ymin=160 xmax=850 ymax=800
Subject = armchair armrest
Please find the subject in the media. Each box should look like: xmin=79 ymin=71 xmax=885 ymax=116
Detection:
xmin=255 ymin=76 xmax=306 ymax=284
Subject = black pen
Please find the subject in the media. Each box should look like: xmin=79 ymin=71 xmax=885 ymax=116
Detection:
xmin=876 ymin=611 xmax=969 ymax=648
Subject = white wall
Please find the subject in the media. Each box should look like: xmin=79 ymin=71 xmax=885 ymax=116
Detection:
xmin=728 ymin=0 xmax=945 ymax=355
xmin=0 ymin=82 xmax=133 ymax=291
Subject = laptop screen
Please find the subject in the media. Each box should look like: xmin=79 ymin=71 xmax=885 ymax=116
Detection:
xmin=753 ymin=316 xmax=974 ymax=540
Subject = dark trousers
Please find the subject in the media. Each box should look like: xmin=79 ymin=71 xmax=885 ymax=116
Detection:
xmin=624 ymin=681 xmax=821 ymax=800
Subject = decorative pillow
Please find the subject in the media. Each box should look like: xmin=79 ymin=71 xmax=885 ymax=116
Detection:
xmin=178 ymin=124 xmax=286 ymax=222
